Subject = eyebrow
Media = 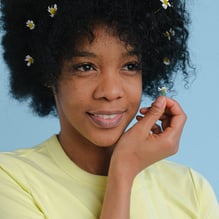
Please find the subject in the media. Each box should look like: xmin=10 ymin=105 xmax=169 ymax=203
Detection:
xmin=71 ymin=49 xmax=139 ymax=58
xmin=72 ymin=51 xmax=96 ymax=58
xmin=126 ymin=50 xmax=139 ymax=57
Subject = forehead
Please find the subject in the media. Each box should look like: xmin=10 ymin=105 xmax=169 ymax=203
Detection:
xmin=74 ymin=24 xmax=134 ymax=53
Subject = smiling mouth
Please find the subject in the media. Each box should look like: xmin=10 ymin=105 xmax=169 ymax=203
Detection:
xmin=87 ymin=112 xmax=124 ymax=128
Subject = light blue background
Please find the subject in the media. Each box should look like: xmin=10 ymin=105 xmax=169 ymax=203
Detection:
xmin=0 ymin=1 xmax=218 ymax=199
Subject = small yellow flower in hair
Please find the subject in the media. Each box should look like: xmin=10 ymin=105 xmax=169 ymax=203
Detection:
xmin=25 ymin=55 xmax=34 ymax=67
xmin=158 ymin=86 xmax=168 ymax=96
xmin=160 ymin=0 xmax=171 ymax=9
xmin=48 ymin=4 xmax=58 ymax=18
xmin=26 ymin=20 xmax=35 ymax=30
xmin=164 ymin=28 xmax=175 ymax=40
xmin=163 ymin=57 xmax=170 ymax=65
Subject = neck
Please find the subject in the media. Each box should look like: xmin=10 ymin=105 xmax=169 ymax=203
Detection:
xmin=57 ymin=132 xmax=114 ymax=176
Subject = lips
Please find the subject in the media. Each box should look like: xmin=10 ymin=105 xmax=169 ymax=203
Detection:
xmin=87 ymin=112 xmax=124 ymax=128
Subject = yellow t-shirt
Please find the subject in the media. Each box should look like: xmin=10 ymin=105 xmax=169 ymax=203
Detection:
xmin=0 ymin=135 xmax=218 ymax=219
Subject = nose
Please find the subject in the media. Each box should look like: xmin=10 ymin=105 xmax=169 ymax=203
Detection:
xmin=93 ymin=71 xmax=124 ymax=101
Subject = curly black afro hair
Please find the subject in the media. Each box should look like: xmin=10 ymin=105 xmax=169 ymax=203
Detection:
xmin=0 ymin=0 xmax=193 ymax=116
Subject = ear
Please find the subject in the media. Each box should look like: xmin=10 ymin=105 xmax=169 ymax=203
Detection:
xmin=44 ymin=82 xmax=57 ymax=95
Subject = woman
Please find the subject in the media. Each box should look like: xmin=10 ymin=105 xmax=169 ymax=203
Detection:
xmin=0 ymin=0 xmax=218 ymax=218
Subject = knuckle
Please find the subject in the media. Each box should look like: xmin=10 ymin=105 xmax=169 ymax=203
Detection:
xmin=163 ymin=137 xmax=179 ymax=155
xmin=184 ymin=113 xmax=188 ymax=122
xmin=180 ymin=112 xmax=187 ymax=126
xmin=149 ymin=105 xmax=163 ymax=117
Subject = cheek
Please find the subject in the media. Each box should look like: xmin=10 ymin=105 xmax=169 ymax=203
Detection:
xmin=132 ymin=89 xmax=142 ymax=113
xmin=55 ymin=84 xmax=77 ymax=117
xmin=57 ymin=81 xmax=85 ymax=104
xmin=126 ymin=76 xmax=142 ymax=102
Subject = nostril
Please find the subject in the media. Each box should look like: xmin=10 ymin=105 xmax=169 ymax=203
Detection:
xmin=93 ymin=77 xmax=124 ymax=101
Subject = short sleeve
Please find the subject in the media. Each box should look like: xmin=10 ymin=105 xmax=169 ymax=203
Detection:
xmin=189 ymin=169 xmax=219 ymax=219
xmin=0 ymin=164 xmax=45 ymax=219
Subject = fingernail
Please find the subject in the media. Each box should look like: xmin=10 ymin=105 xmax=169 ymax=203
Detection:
xmin=139 ymin=107 xmax=147 ymax=113
xmin=154 ymin=96 xmax=165 ymax=108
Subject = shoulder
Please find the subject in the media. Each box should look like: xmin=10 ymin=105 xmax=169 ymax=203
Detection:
xmin=138 ymin=160 xmax=219 ymax=212
xmin=142 ymin=159 xmax=213 ymax=191
xmin=0 ymin=135 xmax=57 ymax=156
xmin=0 ymin=135 xmax=58 ymax=175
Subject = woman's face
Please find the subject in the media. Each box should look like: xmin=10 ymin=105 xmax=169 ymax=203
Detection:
xmin=54 ymin=25 xmax=142 ymax=147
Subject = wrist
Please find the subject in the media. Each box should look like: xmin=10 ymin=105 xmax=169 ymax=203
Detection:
xmin=108 ymin=153 xmax=136 ymax=185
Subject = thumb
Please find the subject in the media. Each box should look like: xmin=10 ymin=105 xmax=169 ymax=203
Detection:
xmin=138 ymin=96 xmax=166 ymax=132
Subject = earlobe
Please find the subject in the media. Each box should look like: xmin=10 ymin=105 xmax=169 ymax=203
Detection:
xmin=51 ymin=86 xmax=57 ymax=96
xmin=44 ymin=83 xmax=57 ymax=96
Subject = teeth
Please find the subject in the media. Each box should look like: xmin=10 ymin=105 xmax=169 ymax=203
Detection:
xmin=94 ymin=114 xmax=117 ymax=119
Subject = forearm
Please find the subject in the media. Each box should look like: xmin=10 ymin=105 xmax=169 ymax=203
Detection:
xmin=99 ymin=159 xmax=134 ymax=219
xmin=100 ymin=97 xmax=186 ymax=218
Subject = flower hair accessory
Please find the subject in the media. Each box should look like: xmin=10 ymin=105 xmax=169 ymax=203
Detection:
xmin=163 ymin=57 xmax=170 ymax=65
xmin=25 ymin=55 xmax=34 ymax=67
xmin=26 ymin=20 xmax=35 ymax=30
xmin=24 ymin=4 xmax=58 ymax=66
xmin=160 ymin=0 xmax=172 ymax=9
xmin=48 ymin=4 xmax=58 ymax=18
xmin=164 ymin=28 xmax=175 ymax=40
xmin=158 ymin=86 xmax=168 ymax=96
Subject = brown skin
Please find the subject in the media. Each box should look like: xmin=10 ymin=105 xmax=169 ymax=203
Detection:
xmin=100 ymin=97 xmax=186 ymax=219
xmin=54 ymin=24 xmax=142 ymax=175
xmin=53 ymin=24 xmax=187 ymax=218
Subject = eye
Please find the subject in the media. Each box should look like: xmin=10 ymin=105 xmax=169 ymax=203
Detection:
xmin=72 ymin=63 xmax=96 ymax=72
xmin=122 ymin=62 xmax=141 ymax=71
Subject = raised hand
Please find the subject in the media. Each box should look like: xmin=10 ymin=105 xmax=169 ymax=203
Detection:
xmin=100 ymin=96 xmax=187 ymax=219
xmin=111 ymin=96 xmax=187 ymax=180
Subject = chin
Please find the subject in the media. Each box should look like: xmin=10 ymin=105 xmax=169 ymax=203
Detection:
xmin=92 ymin=139 xmax=118 ymax=148
xmin=90 ymin=133 xmax=122 ymax=148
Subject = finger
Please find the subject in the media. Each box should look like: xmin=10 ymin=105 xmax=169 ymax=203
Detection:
xmin=139 ymin=107 xmax=148 ymax=114
xmin=140 ymin=107 xmax=169 ymax=121
xmin=140 ymin=98 xmax=185 ymax=118
xmin=158 ymin=111 xmax=171 ymax=130
xmin=136 ymin=115 xmax=143 ymax=121
xmin=136 ymin=96 xmax=166 ymax=133
xmin=136 ymin=116 xmax=162 ymax=134
xmin=165 ymin=98 xmax=185 ymax=115
xmin=151 ymin=124 xmax=162 ymax=134
xmin=160 ymin=98 xmax=187 ymax=139
xmin=165 ymin=98 xmax=187 ymax=127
